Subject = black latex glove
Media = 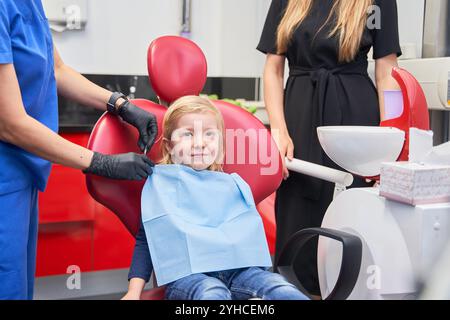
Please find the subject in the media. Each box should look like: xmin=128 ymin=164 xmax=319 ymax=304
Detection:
xmin=83 ymin=152 xmax=154 ymax=180
xmin=118 ymin=100 xmax=158 ymax=152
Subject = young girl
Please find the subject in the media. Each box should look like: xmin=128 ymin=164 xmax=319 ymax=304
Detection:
xmin=122 ymin=95 xmax=307 ymax=300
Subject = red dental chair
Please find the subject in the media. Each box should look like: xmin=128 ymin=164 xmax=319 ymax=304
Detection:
xmin=85 ymin=36 xmax=282 ymax=300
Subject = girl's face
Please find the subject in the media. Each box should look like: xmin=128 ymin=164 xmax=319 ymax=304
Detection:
xmin=166 ymin=112 xmax=221 ymax=171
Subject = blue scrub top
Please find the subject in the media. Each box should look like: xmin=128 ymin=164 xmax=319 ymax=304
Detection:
xmin=0 ymin=0 xmax=58 ymax=194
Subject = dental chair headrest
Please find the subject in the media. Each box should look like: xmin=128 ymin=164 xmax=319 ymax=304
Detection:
xmin=147 ymin=35 xmax=207 ymax=104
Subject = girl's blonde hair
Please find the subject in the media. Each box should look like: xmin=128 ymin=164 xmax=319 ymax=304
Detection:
xmin=276 ymin=0 xmax=374 ymax=63
xmin=159 ymin=95 xmax=225 ymax=172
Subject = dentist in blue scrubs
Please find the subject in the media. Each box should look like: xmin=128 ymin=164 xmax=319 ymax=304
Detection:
xmin=0 ymin=0 xmax=157 ymax=299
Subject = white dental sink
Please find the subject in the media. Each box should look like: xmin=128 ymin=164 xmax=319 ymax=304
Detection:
xmin=317 ymin=126 xmax=405 ymax=177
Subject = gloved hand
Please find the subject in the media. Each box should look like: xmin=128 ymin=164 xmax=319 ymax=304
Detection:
xmin=83 ymin=152 xmax=154 ymax=180
xmin=118 ymin=100 xmax=158 ymax=152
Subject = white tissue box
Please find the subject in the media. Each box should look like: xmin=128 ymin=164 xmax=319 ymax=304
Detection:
xmin=380 ymin=162 xmax=450 ymax=205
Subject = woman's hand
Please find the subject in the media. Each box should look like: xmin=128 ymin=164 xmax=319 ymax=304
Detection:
xmin=375 ymin=53 xmax=400 ymax=121
xmin=275 ymin=130 xmax=294 ymax=180
xmin=262 ymin=54 xmax=291 ymax=179
xmin=118 ymin=101 xmax=158 ymax=153
xmin=83 ymin=152 xmax=154 ymax=180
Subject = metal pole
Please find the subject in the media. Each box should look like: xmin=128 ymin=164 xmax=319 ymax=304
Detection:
xmin=181 ymin=0 xmax=192 ymax=38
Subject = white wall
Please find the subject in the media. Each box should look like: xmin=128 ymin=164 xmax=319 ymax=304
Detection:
xmin=50 ymin=0 xmax=181 ymax=75
xmin=48 ymin=0 xmax=271 ymax=77
xmin=397 ymin=0 xmax=425 ymax=59
xmin=47 ymin=0 xmax=425 ymax=78
xmin=190 ymin=0 xmax=271 ymax=77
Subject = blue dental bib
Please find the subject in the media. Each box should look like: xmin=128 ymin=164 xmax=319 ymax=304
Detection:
xmin=141 ymin=164 xmax=272 ymax=285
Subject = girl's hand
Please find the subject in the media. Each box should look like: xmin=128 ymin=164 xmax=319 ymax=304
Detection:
xmin=122 ymin=277 xmax=146 ymax=300
xmin=274 ymin=130 xmax=294 ymax=180
xmin=121 ymin=292 xmax=141 ymax=300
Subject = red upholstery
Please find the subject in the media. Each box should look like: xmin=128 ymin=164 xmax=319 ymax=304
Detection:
xmin=256 ymin=193 xmax=276 ymax=255
xmin=86 ymin=99 xmax=166 ymax=236
xmin=216 ymin=99 xmax=283 ymax=205
xmin=147 ymin=35 xmax=207 ymax=104
xmin=380 ymin=67 xmax=430 ymax=161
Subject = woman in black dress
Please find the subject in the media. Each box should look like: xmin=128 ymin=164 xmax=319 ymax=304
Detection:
xmin=257 ymin=0 xmax=402 ymax=298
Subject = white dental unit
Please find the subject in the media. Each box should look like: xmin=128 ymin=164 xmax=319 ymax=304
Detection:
xmin=275 ymin=65 xmax=450 ymax=300
xmin=316 ymin=126 xmax=450 ymax=300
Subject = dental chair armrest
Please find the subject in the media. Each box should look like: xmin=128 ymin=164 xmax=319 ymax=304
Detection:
xmin=285 ymin=158 xmax=354 ymax=187
xmin=274 ymin=227 xmax=362 ymax=300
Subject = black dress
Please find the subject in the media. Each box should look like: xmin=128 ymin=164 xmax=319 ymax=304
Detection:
xmin=257 ymin=0 xmax=402 ymax=295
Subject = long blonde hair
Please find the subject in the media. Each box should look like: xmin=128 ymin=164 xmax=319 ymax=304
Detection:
xmin=159 ymin=95 xmax=225 ymax=172
xmin=276 ymin=0 xmax=374 ymax=62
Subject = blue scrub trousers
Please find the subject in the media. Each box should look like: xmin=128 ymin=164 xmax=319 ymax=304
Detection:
xmin=0 ymin=186 xmax=38 ymax=300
